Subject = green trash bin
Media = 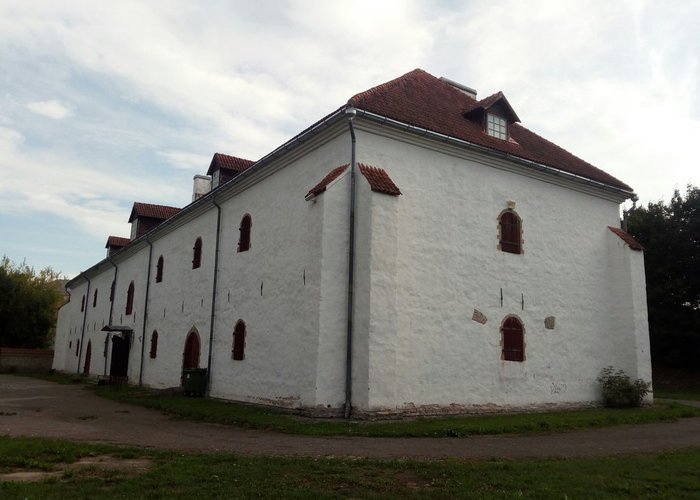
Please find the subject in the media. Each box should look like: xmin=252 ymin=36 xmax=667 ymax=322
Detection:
xmin=183 ymin=368 xmax=208 ymax=397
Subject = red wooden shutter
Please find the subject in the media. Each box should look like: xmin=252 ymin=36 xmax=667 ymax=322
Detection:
xmin=502 ymin=317 xmax=524 ymax=361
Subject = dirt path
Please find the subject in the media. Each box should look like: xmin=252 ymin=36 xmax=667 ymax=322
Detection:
xmin=2 ymin=375 xmax=700 ymax=460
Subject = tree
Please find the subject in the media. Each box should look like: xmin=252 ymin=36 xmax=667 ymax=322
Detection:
xmin=626 ymin=185 xmax=700 ymax=367
xmin=0 ymin=256 xmax=64 ymax=349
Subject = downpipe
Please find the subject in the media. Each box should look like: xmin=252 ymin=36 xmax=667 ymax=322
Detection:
xmin=138 ymin=238 xmax=154 ymax=386
xmin=77 ymin=276 xmax=91 ymax=374
xmin=206 ymin=199 xmax=222 ymax=397
xmin=344 ymin=107 xmax=357 ymax=419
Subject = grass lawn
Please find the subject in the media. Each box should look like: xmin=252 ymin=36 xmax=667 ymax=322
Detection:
xmin=1 ymin=436 xmax=699 ymax=499
xmin=23 ymin=372 xmax=700 ymax=438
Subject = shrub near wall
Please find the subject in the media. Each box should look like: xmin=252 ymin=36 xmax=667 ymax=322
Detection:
xmin=0 ymin=347 xmax=54 ymax=373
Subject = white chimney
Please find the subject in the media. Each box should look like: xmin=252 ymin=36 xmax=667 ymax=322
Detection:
xmin=439 ymin=76 xmax=477 ymax=100
xmin=192 ymin=174 xmax=212 ymax=201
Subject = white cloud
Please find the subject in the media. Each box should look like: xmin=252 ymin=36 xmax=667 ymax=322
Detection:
xmin=0 ymin=0 xmax=698 ymax=275
xmin=158 ymin=150 xmax=212 ymax=172
xmin=0 ymin=125 xmax=183 ymax=238
xmin=26 ymin=100 xmax=72 ymax=119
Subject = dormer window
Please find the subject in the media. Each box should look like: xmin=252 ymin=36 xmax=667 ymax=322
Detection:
xmin=487 ymin=113 xmax=508 ymax=140
xmin=463 ymin=91 xmax=520 ymax=142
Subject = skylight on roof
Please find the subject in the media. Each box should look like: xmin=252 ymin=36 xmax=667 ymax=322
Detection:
xmin=487 ymin=113 xmax=507 ymax=140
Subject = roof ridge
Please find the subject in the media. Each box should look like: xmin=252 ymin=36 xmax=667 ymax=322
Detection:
xmin=348 ymin=68 xmax=433 ymax=106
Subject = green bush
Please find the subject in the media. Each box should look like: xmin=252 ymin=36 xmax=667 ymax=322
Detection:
xmin=597 ymin=366 xmax=651 ymax=408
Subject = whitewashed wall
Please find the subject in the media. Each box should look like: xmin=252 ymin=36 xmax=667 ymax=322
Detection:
xmin=140 ymin=207 xmax=218 ymax=388
xmin=208 ymin=130 xmax=351 ymax=409
xmin=78 ymin=264 xmax=117 ymax=377
xmin=54 ymin=115 xmax=650 ymax=416
xmin=350 ymin=122 xmax=650 ymax=413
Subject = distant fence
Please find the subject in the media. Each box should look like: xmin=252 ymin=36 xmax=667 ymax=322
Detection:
xmin=0 ymin=347 xmax=54 ymax=373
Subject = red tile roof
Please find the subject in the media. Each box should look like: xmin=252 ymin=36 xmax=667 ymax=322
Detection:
xmin=105 ymin=236 xmax=130 ymax=249
xmin=306 ymin=164 xmax=349 ymax=198
xmin=358 ymin=163 xmax=402 ymax=196
xmin=608 ymin=226 xmax=644 ymax=251
xmin=128 ymin=202 xmax=180 ymax=223
xmin=348 ymin=69 xmax=632 ymax=192
xmin=207 ymin=153 xmax=255 ymax=176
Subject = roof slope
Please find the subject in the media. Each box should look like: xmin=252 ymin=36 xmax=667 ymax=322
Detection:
xmin=207 ymin=153 xmax=255 ymax=176
xmin=348 ymin=69 xmax=631 ymax=192
xmin=306 ymin=164 xmax=349 ymax=198
xmin=358 ymin=164 xmax=402 ymax=195
xmin=105 ymin=236 xmax=130 ymax=248
xmin=128 ymin=202 xmax=180 ymax=223
xmin=608 ymin=226 xmax=644 ymax=251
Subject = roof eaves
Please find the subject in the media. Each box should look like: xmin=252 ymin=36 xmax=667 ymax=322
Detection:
xmin=358 ymin=163 xmax=402 ymax=196
xmin=352 ymin=107 xmax=635 ymax=198
xmin=608 ymin=226 xmax=644 ymax=251
xmin=305 ymin=164 xmax=349 ymax=200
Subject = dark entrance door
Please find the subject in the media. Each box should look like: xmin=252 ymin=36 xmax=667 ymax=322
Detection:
xmin=83 ymin=340 xmax=92 ymax=375
xmin=110 ymin=335 xmax=130 ymax=378
xmin=183 ymin=331 xmax=200 ymax=369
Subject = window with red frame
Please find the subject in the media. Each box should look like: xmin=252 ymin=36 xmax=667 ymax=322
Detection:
xmin=125 ymin=281 xmax=135 ymax=315
xmin=149 ymin=330 xmax=158 ymax=359
xmin=499 ymin=210 xmax=522 ymax=254
xmin=501 ymin=316 xmax=524 ymax=362
xmin=238 ymin=214 xmax=251 ymax=252
xmin=155 ymin=255 xmax=164 ymax=282
xmin=192 ymin=238 xmax=202 ymax=269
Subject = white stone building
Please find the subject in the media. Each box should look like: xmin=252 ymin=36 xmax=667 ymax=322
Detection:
xmin=53 ymin=69 xmax=651 ymax=416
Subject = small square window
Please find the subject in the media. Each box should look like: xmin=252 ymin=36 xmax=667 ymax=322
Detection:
xmin=487 ymin=113 xmax=508 ymax=140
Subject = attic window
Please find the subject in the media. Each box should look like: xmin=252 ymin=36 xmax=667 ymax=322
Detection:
xmin=487 ymin=113 xmax=507 ymax=139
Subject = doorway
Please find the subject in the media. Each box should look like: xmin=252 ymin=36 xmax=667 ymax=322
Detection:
xmin=183 ymin=330 xmax=200 ymax=370
xmin=110 ymin=335 xmax=130 ymax=378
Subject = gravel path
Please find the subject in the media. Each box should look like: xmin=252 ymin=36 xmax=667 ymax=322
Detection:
xmin=2 ymin=374 xmax=699 ymax=460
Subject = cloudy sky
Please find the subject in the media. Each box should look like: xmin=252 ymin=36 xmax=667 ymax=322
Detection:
xmin=1 ymin=0 xmax=698 ymax=278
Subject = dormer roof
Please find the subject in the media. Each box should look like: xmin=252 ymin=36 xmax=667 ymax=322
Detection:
xmin=128 ymin=202 xmax=180 ymax=223
xmin=206 ymin=153 xmax=255 ymax=176
xmin=105 ymin=236 xmax=130 ymax=249
xmin=348 ymin=69 xmax=631 ymax=192
xmin=463 ymin=91 xmax=520 ymax=123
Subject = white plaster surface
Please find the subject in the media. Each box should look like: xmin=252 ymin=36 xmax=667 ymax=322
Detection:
xmin=53 ymin=117 xmax=651 ymax=415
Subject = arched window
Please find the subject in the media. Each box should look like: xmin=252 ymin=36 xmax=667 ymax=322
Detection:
xmin=499 ymin=210 xmax=522 ymax=254
xmin=501 ymin=316 xmax=524 ymax=362
xmin=125 ymin=281 xmax=135 ymax=315
xmin=155 ymin=255 xmax=164 ymax=283
xmin=232 ymin=320 xmax=246 ymax=360
xmin=238 ymin=214 xmax=251 ymax=253
xmin=81 ymin=295 xmax=85 ymax=312
xmin=93 ymin=289 xmax=98 ymax=307
xmin=192 ymin=238 xmax=202 ymax=269
xmin=149 ymin=330 xmax=158 ymax=359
